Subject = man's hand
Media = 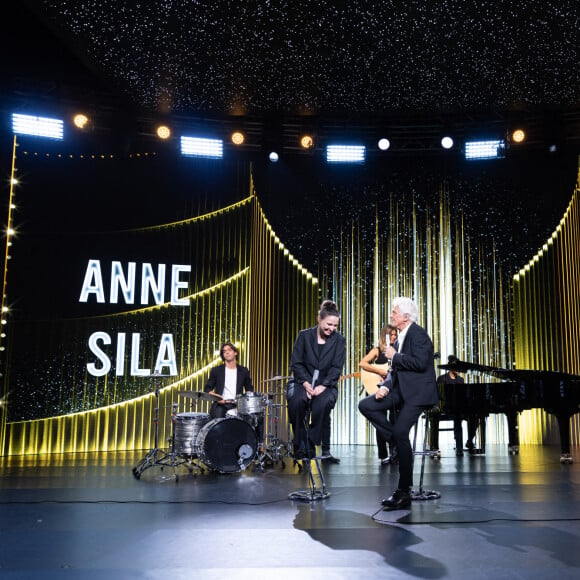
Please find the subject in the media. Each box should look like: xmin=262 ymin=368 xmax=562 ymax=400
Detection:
xmin=375 ymin=386 xmax=389 ymax=400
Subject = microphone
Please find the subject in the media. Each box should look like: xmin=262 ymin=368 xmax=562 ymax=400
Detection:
xmin=311 ymin=369 xmax=319 ymax=387
xmin=307 ymin=369 xmax=320 ymax=399
xmin=378 ymin=333 xmax=393 ymax=388
xmin=383 ymin=332 xmax=391 ymax=357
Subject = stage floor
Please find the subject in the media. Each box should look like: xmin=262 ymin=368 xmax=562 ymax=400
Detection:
xmin=1 ymin=443 xmax=579 ymax=579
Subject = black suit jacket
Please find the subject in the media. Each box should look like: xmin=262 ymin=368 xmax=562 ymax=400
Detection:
xmin=204 ymin=364 xmax=253 ymax=396
xmin=390 ymin=322 xmax=438 ymax=406
xmin=290 ymin=326 xmax=346 ymax=388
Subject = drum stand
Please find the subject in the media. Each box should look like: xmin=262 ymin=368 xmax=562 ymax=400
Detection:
xmin=253 ymin=401 xmax=285 ymax=470
xmin=253 ymin=383 xmax=292 ymax=470
xmin=132 ymin=382 xmax=198 ymax=482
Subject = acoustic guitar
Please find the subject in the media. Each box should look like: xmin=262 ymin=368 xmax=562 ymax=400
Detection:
xmin=360 ymin=362 xmax=390 ymax=395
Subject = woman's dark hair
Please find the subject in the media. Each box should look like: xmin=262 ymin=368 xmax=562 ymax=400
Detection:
xmin=379 ymin=324 xmax=397 ymax=351
xmin=318 ymin=299 xmax=340 ymax=319
xmin=220 ymin=341 xmax=239 ymax=361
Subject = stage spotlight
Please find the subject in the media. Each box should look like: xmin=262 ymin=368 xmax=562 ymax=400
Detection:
xmin=73 ymin=113 xmax=89 ymax=129
xmin=465 ymin=140 xmax=506 ymax=160
xmin=378 ymin=138 xmax=390 ymax=151
xmin=12 ymin=113 xmax=64 ymax=140
xmin=300 ymin=135 xmax=314 ymax=149
xmin=269 ymin=151 xmax=279 ymax=163
xmin=326 ymin=145 xmax=365 ymax=163
xmin=180 ymin=136 xmax=223 ymax=158
xmin=156 ymin=125 xmax=171 ymax=140
xmin=440 ymin=136 xmax=454 ymax=150
xmin=231 ymin=131 xmax=245 ymax=145
xmin=512 ymin=129 xmax=526 ymax=143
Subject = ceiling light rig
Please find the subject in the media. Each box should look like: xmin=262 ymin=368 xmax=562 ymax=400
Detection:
xmin=377 ymin=138 xmax=390 ymax=151
xmin=440 ymin=136 xmax=454 ymax=150
xmin=300 ymin=135 xmax=314 ymax=149
xmin=156 ymin=125 xmax=171 ymax=140
xmin=326 ymin=144 xmax=366 ymax=164
xmin=231 ymin=131 xmax=245 ymax=145
xmin=511 ymin=129 xmax=526 ymax=144
xmin=73 ymin=113 xmax=90 ymax=129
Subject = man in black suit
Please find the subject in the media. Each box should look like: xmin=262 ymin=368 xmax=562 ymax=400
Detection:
xmin=288 ymin=300 xmax=346 ymax=459
xmin=358 ymin=297 xmax=438 ymax=510
xmin=204 ymin=342 xmax=254 ymax=418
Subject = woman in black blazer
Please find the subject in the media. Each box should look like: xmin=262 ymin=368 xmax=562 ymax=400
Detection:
xmin=288 ymin=300 xmax=346 ymax=459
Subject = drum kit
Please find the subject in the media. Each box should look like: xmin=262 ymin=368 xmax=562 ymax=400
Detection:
xmin=132 ymin=374 xmax=292 ymax=481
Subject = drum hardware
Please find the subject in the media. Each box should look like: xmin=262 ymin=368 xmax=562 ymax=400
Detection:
xmin=133 ymin=376 xmax=200 ymax=482
xmin=252 ymin=383 xmax=292 ymax=471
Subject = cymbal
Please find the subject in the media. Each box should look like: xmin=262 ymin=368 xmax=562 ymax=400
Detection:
xmin=177 ymin=390 xmax=221 ymax=402
xmin=260 ymin=375 xmax=292 ymax=383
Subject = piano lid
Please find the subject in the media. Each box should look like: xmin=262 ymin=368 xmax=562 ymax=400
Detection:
xmin=438 ymin=358 xmax=580 ymax=384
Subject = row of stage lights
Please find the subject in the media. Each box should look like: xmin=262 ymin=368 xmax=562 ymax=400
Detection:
xmin=11 ymin=112 xmax=532 ymax=163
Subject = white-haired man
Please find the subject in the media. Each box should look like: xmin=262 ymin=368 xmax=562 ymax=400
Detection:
xmin=358 ymin=297 xmax=438 ymax=510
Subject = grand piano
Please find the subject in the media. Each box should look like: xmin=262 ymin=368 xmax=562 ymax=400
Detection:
xmin=438 ymin=358 xmax=580 ymax=464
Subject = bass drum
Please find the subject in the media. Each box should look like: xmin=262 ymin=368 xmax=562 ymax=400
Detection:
xmin=173 ymin=412 xmax=211 ymax=456
xmin=196 ymin=417 xmax=257 ymax=473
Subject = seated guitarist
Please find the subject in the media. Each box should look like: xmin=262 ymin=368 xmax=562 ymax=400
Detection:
xmin=204 ymin=341 xmax=254 ymax=419
xmin=359 ymin=325 xmax=398 ymax=464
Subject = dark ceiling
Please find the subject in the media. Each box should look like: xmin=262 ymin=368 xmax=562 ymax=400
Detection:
xmin=2 ymin=1 xmax=579 ymax=151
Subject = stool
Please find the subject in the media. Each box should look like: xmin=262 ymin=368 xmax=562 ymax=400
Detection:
xmin=410 ymin=410 xmax=441 ymax=501
xmin=429 ymin=409 xmax=456 ymax=460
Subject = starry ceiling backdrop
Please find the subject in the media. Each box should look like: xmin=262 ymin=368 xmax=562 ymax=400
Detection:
xmin=13 ymin=0 xmax=580 ymax=114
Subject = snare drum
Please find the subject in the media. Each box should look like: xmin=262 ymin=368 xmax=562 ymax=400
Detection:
xmin=173 ymin=412 xmax=211 ymax=456
xmin=236 ymin=392 xmax=266 ymax=416
xmin=196 ymin=417 xmax=257 ymax=473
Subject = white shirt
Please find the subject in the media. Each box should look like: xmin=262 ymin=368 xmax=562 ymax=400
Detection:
xmin=397 ymin=323 xmax=412 ymax=352
xmin=223 ymin=367 xmax=238 ymax=401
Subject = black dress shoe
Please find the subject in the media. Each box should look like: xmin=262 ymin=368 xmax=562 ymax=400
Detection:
xmin=321 ymin=454 xmax=340 ymax=464
xmin=381 ymin=489 xmax=412 ymax=510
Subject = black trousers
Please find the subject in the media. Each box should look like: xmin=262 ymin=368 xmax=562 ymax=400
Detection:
xmin=359 ymin=391 xmax=428 ymax=490
xmin=287 ymin=386 xmax=337 ymax=453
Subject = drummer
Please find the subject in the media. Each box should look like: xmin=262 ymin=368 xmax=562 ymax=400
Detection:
xmin=204 ymin=342 xmax=254 ymax=419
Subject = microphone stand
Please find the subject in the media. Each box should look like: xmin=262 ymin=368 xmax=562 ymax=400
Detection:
xmin=288 ymin=370 xmax=330 ymax=502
